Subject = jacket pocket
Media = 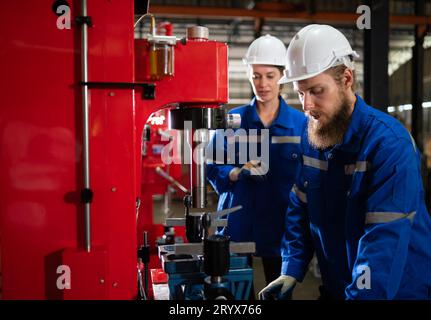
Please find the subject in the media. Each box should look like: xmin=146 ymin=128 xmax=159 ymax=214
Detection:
xmin=279 ymin=145 xmax=301 ymax=180
xmin=302 ymin=166 xmax=325 ymax=225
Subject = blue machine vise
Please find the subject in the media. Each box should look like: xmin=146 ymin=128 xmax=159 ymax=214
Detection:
xmin=158 ymin=244 xmax=253 ymax=300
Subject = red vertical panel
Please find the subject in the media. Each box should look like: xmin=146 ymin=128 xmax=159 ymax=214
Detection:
xmin=0 ymin=0 xmax=80 ymax=299
xmin=0 ymin=0 xmax=137 ymax=299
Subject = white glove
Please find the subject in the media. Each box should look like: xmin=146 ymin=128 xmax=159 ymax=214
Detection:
xmin=229 ymin=160 xmax=268 ymax=182
xmin=258 ymin=275 xmax=297 ymax=300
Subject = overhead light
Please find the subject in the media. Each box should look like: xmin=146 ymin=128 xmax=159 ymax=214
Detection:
xmin=388 ymin=102 xmax=431 ymax=113
xmin=398 ymin=104 xmax=412 ymax=111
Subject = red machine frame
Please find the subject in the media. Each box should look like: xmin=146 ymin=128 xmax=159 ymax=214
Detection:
xmin=0 ymin=0 xmax=227 ymax=299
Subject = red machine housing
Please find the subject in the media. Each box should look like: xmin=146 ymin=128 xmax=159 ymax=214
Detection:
xmin=0 ymin=1 xmax=228 ymax=299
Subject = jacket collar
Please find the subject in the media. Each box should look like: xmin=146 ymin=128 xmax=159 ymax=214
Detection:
xmin=337 ymin=94 xmax=371 ymax=153
xmin=246 ymin=96 xmax=297 ymax=129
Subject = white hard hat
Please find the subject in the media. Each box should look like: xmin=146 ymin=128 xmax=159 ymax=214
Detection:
xmin=278 ymin=24 xmax=359 ymax=84
xmin=242 ymin=34 xmax=286 ymax=66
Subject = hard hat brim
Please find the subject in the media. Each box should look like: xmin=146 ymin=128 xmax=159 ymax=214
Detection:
xmin=277 ymin=59 xmax=356 ymax=84
xmin=277 ymin=69 xmax=324 ymax=84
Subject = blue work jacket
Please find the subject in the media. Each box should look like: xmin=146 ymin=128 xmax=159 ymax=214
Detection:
xmin=282 ymin=95 xmax=431 ymax=299
xmin=207 ymin=97 xmax=306 ymax=257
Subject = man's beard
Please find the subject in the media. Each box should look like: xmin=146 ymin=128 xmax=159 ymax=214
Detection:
xmin=307 ymin=92 xmax=352 ymax=150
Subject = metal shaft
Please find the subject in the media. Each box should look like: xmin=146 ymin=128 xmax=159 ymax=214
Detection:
xmin=191 ymin=129 xmax=208 ymax=209
xmin=81 ymin=0 xmax=91 ymax=252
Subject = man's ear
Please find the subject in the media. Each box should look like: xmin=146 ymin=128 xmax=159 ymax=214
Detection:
xmin=343 ymin=68 xmax=354 ymax=90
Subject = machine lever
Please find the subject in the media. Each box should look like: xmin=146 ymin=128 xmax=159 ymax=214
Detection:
xmin=208 ymin=205 xmax=243 ymax=220
xmin=155 ymin=166 xmax=189 ymax=193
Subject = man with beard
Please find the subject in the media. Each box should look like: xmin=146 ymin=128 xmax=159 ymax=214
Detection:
xmin=259 ymin=24 xmax=431 ymax=300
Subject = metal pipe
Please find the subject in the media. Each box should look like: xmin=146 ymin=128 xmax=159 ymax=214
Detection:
xmin=133 ymin=13 xmax=155 ymax=33
xmin=81 ymin=0 xmax=91 ymax=252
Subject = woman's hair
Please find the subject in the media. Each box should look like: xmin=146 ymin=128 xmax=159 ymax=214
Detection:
xmin=276 ymin=66 xmax=284 ymax=75
xmin=276 ymin=66 xmax=285 ymax=91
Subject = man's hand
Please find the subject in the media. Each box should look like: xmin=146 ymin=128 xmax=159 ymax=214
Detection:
xmin=229 ymin=160 xmax=268 ymax=182
xmin=258 ymin=275 xmax=297 ymax=300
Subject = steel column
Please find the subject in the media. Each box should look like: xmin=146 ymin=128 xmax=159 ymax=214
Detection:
xmin=411 ymin=0 xmax=426 ymax=151
xmin=363 ymin=0 xmax=389 ymax=111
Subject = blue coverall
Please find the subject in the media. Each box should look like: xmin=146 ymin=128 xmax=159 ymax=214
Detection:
xmin=282 ymin=95 xmax=431 ymax=299
xmin=207 ymin=97 xmax=306 ymax=258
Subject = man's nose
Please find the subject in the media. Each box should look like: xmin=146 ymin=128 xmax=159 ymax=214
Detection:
xmin=302 ymin=93 xmax=314 ymax=112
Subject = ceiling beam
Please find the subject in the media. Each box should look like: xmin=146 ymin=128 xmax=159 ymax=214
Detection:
xmin=146 ymin=5 xmax=431 ymax=26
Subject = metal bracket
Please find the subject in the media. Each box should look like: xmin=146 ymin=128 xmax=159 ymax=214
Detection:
xmin=81 ymin=188 xmax=93 ymax=204
xmin=80 ymin=82 xmax=155 ymax=100
xmin=75 ymin=16 xmax=93 ymax=27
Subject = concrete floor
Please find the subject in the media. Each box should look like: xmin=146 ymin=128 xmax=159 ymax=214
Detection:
xmin=152 ymin=190 xmax=322 ymax=300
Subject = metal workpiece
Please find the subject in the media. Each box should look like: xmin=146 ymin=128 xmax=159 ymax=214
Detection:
xmin=165 ymin=206 xmax=242 ymax=227
xmin=187 ymin=26 xmax=209 ymax=40
xmin=165 ymin=217 xmax=228 ymax=227
xmin=164 ymin=218 xmax=186 ymax=227
xmin=170 ymin=241 xmax=256 ymax=256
